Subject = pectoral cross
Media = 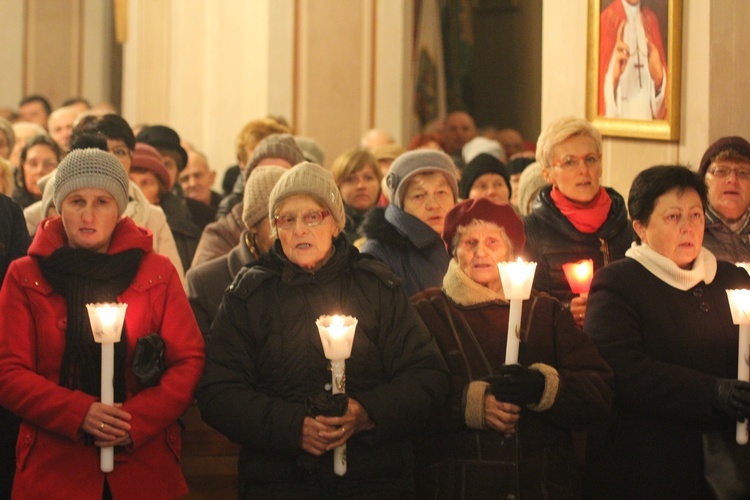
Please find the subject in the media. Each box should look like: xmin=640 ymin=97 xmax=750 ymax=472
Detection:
xmin=634 ymin=40 xmax=644 ymax=89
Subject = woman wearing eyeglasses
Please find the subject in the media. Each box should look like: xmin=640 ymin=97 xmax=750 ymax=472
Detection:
xmin=522 ymin=116 xmax=631 ymax=327
xmin=196 ymin=162 xmax=449 ymax=497
xmin=698 ymin=136 xmax=750 ymax=263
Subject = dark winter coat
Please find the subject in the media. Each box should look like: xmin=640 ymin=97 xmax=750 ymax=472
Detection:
xmin=584 ymin=257 xmax=750 ymax=499
xmin=523 ymin=185 xmax=632 ymax=307
xmin=196 ymin=235 xmax=450 ymax=497
xmin=0 ymin=217 xmax=205 ymax=499
xmin=160 ymin=191 xmax=203 ymax=272
xmin=360 ymin=205 xmax=450 ymax=298
xmin=702 ymin=206 xmax=750 ymax=263
xmin=185 ymin=230 xmax=258 ymax=337
xmin=412 ymin=260 xmax=613 ymax=499
xmin=191 ymin=202 xmax=245 ymax=268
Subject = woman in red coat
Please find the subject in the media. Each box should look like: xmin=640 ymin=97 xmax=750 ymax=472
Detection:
xmin=0 ymin=148 xmax=205 ymax=499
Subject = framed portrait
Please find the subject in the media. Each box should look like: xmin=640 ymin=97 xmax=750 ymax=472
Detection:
xmin=586 ymin=0 xmax=682 ymax=141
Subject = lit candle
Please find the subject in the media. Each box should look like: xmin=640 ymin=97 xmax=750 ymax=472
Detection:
xmin=562 ymin=259 xmax=594 ymax=295
xmin=725 ymin=290 xmax=750 ymax=445
xmin=497 ymin=258 xmax=537 ymax=364
xmin=315 ymin=314 xmax=358 ymax=476
xmin=86 ymin=302 xmax=128 ymax=472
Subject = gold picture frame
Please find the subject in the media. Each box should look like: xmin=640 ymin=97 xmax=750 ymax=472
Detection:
xmin=586 ymin=0 xmax=682 ymax=141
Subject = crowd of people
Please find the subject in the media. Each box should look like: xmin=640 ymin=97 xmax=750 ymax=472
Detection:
xmin=1 ymin=93 xmax=750 ymax=498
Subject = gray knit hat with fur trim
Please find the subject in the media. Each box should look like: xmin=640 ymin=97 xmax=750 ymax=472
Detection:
xmin=242 ymin=165 xmax=286 ymax=229
xmin=244 ymin=133 xmax=305 ymax=180
xmin=268 ymin=162 xmax=345 ymax=231
xmin=54 ymin=148 xmax=129 ymax=217
xmin=385 ymin=149 xmax=458 ymax=208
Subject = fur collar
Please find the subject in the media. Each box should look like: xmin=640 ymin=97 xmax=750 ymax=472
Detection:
xmin=443 ymin=259 xmax=508 ymax=305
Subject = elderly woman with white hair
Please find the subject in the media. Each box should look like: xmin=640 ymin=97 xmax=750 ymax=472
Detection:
xmin=197 ymin=162 xmax=449 ymax=497
xmin=523 ymin=116 xmax=631 ymax=326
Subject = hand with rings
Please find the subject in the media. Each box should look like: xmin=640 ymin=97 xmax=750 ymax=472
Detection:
xmin=570 ymin=293 xmax=588 ymax=328
xmin=81 ymin=402 xmax=133 ymax=448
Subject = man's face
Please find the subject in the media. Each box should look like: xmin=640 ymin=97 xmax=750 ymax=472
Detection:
xmin=443 ymin=112 xmax=477 ymax=155
xmin=48 ymin=108 xmax=77 ymax=154
xmin=19 ymin=101 xmax=49 ymax=129
xmin=179 ymin=152 xmax=216 ymax=206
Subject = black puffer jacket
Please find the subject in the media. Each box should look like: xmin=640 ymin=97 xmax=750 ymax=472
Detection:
xmin=522 ymin=186 xmax=632 ymax=307
xmin=196 ymin=235 xmax=450 ymax=497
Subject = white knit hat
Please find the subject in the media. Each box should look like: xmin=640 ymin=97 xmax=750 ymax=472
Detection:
xmin=242 ymin=165 xmax=286 ymax=229
xmin=54 ymin=148 xmax=129 ymax=216
xmin=268 ymin=162 xmax=345 ymax=231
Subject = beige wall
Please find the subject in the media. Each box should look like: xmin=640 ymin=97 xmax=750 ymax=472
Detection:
xmin=542 ymin=0 xmax=750 ymax=201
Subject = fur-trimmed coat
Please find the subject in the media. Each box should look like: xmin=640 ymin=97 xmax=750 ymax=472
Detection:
xmin=411 ymin=260 xmax=614 ymax=499
xmin=359 ymin=205 xmax=450 ymax=298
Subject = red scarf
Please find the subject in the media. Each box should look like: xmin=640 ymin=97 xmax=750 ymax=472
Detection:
xmin=550 ymin=186 xmax=612 ymax=234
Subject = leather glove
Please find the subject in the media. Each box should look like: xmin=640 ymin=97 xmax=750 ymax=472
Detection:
xmin=714 ymin=379 xmax=750 ymax=421
xmin=485 ymin=364 xmax=545 ymax=406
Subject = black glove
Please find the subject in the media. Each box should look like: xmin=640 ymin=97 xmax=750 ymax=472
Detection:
xmin=714 ymin=379 xmax=750 ymax=421
xmin=485 ymin=364 xmax=545 ymax=406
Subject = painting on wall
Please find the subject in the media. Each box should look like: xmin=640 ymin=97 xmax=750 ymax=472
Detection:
xmin=586 ymin=0 xmax=682 ymax=141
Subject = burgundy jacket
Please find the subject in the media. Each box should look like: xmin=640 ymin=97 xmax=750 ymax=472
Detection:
xmin=0 ymin=217 xmax=205 ymax=499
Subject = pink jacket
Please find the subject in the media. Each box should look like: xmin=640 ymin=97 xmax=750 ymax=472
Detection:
xmin=0 ymin=217 xmax=205 ymax=499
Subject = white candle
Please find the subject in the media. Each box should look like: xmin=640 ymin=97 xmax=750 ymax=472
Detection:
xmin=497 ymin=259 xmax=537 ymax=365
xmin=87 ymin=303 xmax=128 ymax=472
xmin=725 ymin=290 xmax=750 ymax=445
xmin=315 ymin=314 xmax=358 ymax=476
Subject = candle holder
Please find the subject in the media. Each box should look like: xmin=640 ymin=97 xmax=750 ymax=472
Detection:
xmin=497 ymin=258 xmax=537 ymax=365
xmin=315 ymin=314 xmax=358 ymax=476
xmin=725 ymin=290 xmax=750 ymax=445
xmin=86 ymin=302 xmax=128 ymax=472
xmin=562 ymin=259 xmax=594 ymax=295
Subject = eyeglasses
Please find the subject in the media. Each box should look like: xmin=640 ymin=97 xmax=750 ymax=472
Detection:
xmin=708 ymin=166 xmax=750 ymax=180
xmin=552 ymin=153 xmax=601 ymax=170
xmin=273 ymin=210 xmax=330 ymax=230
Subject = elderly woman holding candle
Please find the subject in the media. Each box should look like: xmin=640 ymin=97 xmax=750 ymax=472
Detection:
xmin=197 ymin=162 xmax=449 ymax=497
xmin=0 ymin=149 xmax=205 ymax=498
xmin=411 ymin=197 xmax=613 ymax=499
xmin=523 ymin=116 xmax=631 ymax=326
xmin=584 ymin=165 xmax=750 ymax=498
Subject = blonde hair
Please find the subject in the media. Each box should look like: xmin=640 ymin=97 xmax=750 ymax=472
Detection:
xmin=234 ymin=118 xmax=291 ymax=166
xmin=330 ymin=147 xmax=382 ymax=187
xmin=536 ymin=116 xmax=602 ymax=171
xmin=0 ymin=156 xmax=13 ymax=196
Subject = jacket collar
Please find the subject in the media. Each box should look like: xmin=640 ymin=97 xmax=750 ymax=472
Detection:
xmin=384 ymin=204 xmax=443 ymax=249
xmin=267 ymin=234 xmax=353 ymax=284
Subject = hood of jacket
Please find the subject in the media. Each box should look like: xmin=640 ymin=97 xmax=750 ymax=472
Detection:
xmin=359 ymin=205 xmax=443 ymax=250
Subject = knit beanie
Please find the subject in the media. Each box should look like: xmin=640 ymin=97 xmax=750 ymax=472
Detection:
xmin=462 ymin=136 xmax=507 ymax=165
xmin=699 ymin=136 xmax=750 ymax=177
xmin=442 ymin=197 xmax=525 ymax=255
xmin=0 ymin=117 xmax=14 ymax=154
xmin=132 ymin=142 xmax=171 ymax=189
xmin=508 ymin=156 xmax=535 ymax=176
xmin=268 ymin=162 xmax=346 ymax=231
xmin=295 ymin=136 xmax=326 ymax=166
xmin=242 ymin=165 xmax=286 ymax=229
xmin=54 ymin=148 xmax=130 ymax=217
xmin=135 ymin=125 xmax=188 ymax=170
xmin=517 ymin=162 xmax=547 ymax=216
xmin=245 ymin=133 xmax=305 ymax=179
xmin=459 ymin=153 xmax=512 ymax=200
xmin=385 ymin=149 xmax=459 ymax=208
xmin=39 ymin=170 xmax=57 ymax=219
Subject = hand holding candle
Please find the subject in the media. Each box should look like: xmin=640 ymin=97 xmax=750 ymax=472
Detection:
xmin=86 ymin=302 xmax=128 ymax=472
xmin=497 ymin=258 xmax=537 ymax=365
xmin=316 ymin=314 xmax=358 ymax=476
xmin=725 ymin=290 xmax=750 ymax=445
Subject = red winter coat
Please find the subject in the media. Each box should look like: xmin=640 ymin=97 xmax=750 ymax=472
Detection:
xmin=0 ymin=217 xmax=205 ymax=499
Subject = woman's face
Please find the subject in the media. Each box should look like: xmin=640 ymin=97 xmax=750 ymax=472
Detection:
xmin=61 ymin=188 xmax=120 ymax=254
xmin=107 ymin=139 xmax=132 ymax=174
xmin=402 ymin=172 xmax=456 ymax=235
xmin=23 ymin=144 xmax=59 ymax=197
xmin=275 ymin=195 xmax=339 ymax=270
xmin=128 ymin=169 xmax=162 ymax=205
xmin=633 ymin=188 xmax=705 ymax=269
xmin=338 ymin=164 xmax=380 ymax=211
xmin=468 ymin=173 xmax=510 ymax=204
xmin=704 ymin=160 xmax=750 ymax=222
xmin=544 ymin=135 xmax=601 ymax=204
xmin=455 ymin=222 xmax=511 ymax=293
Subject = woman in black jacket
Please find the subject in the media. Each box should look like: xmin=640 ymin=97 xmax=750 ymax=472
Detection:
xmin=523 ymin=116 xmax=631 ymax=327
xmin=197 ymin=162 xmax=449 ymax=498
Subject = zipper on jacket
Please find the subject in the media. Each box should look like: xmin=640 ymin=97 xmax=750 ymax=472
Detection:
xmin=599 ymin=237 xmax=611 ymax=265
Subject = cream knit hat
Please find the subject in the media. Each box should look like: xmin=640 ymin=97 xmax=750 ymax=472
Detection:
xmin=242 ymin=165 xmax=286 ymax=229
xmin=268 ymin=162 xmax=345 ymax=231
xmin=54 ymin=148 xmax=130 ymax=216
xmin=244 ymin=133 xmax=305 ymax=180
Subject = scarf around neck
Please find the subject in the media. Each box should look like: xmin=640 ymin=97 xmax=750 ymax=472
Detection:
xmin=443 ymin=259 xmax=508 ymax=306
xmin=625 ymin=242 xmax=717 ymax=290
xmin=39 ymin=246 xmax=143 ymax=401
xmin=550 ymin=186 xmax=612 ymax=234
